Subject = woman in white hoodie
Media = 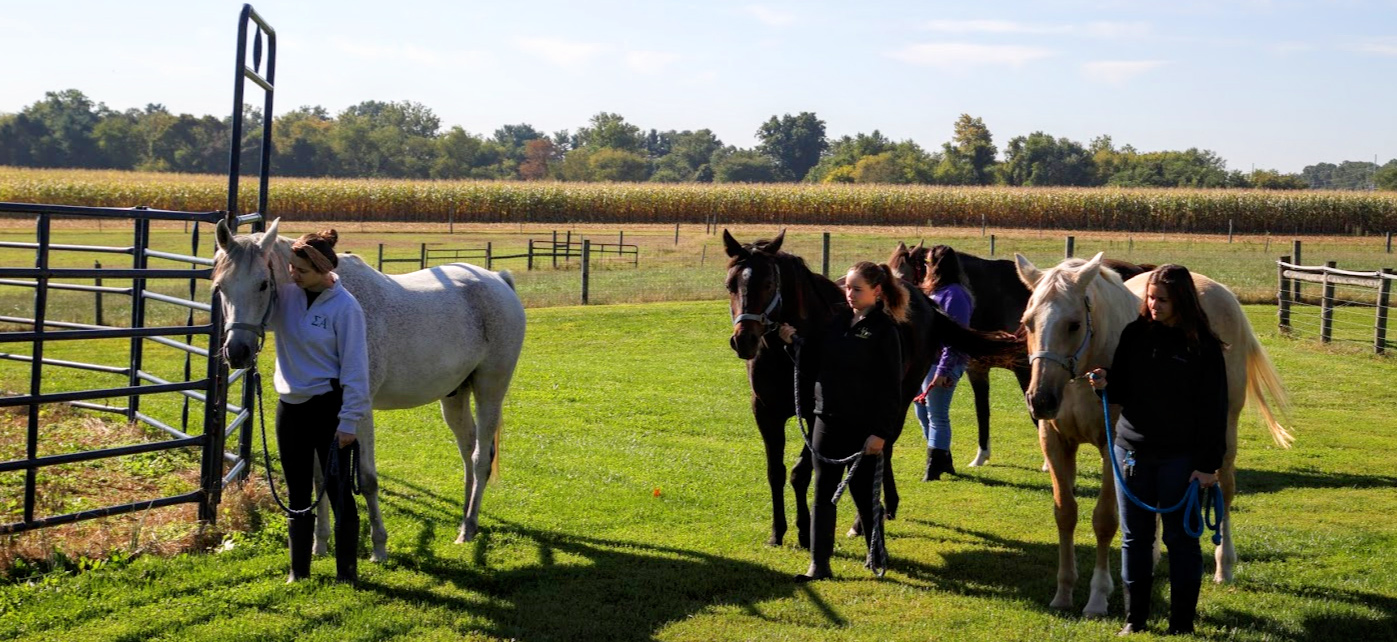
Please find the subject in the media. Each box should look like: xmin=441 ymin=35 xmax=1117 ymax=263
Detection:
xmin=271 ymin=229 xmax=371 ymax=585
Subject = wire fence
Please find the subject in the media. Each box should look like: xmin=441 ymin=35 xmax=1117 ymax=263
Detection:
xmin=1277 ymin=258 xmax=1394 ymax=354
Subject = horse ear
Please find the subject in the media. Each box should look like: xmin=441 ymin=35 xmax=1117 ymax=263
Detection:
xmin=895 ymin=241 xmax=908 ymax=253
xmin=216 ymin=220 xmax=234 ymax=252
xmin=1014 ymin=253 xmax=1042 ymax=289
xmin=722 ymin=229 xmax=748 ymax=259
xmin=257 ymin=218 xmax=281 ymax=253
xmin=1074 ymin=252 xmax=1105 ymax=292
xmin=913 ymin=240 xmax=924 ymax=252
xmin=767 ymin=229 xmax=785 ymax=254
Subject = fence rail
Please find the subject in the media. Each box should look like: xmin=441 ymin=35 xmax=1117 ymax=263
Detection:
xmin=1277 ymin=258 xmax=1395 ymax=354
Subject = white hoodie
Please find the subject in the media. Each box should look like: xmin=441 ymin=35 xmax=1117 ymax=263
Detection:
xmin=270 ymin=277 xmax=372 ymax=435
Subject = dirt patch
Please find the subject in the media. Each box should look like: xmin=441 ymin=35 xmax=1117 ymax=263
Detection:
xmin=0 ymin=402 xmax=276 ymax=581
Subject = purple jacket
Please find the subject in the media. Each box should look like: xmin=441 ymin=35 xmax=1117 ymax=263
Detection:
xmin=924 ymin=283 xmax=974 ymax=389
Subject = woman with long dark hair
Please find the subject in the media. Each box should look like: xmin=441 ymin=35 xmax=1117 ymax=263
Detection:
xmin=778 ymin=261 xmax=906 ymax=582
xmin=914 ymin=245 xmax=974 ymax=480
xmin=271 ymin=229 xmax=371 ymax=585
xmin=1087 ymin=264 xmax=1228 ymax=635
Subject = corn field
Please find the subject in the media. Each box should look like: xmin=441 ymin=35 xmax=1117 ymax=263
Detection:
xmin=3 ymin=167 xmax=1397 ymax=234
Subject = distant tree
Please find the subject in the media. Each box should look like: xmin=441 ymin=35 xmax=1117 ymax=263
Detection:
xmin=588 ymin=148 xmax=649 ymax=181
xmin=519 ymin=138 xmax=561 ymax=180
xmin=273 ymin=106 xmax=335 ymax=177
xmin=713 ymin=149 xmax=779 ymax=183
xmin=1301 ymin=160 xmax=1379 ymax=190
xmin=939 ymin=114 xmax=997 ymax=185
xmin=1001 ymin=132 xmax=1097 ymax=186
xmin=648 ymin=129 xmax=723 ymax=182
xmin=575 ymin=112 xmax=643 ymax=152
xmin=10 ymin=89 xmax=104 ymax=168
xmin=1249 ymin=169 xmax=1308 ymax=190
xmin=90 ymin=108 xmax=145 ymax=169
xmin=756 ymin=112 xmax=827 ymax=181
xmin=1374 ymin=160 xmax=1397 ymax=191
xmin=642 ymin=129 xmax=674 ymax=159
xmin=805 ymin=130 xmax=893 ymax=183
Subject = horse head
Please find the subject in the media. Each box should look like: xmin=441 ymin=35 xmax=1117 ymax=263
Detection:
xmin=1014 ymin=252 xmax=1116 ymax=420
xmin=213 ymin=216 xmax=289 ymax=369
xmin=723 ymin=229 xmax=788 ymax=360
xmin=887 ymin=240 xmax=928 ymax=288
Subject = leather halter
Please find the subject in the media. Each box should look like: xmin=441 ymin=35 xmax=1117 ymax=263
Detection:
xmin=1028 ymin=295 xmax=1094 ymax=378
xmin=731 ymin=261 xmax=782 ymax=331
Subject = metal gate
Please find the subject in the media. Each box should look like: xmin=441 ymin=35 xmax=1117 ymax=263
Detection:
xmin=0 ymin=4 xmax=276 ymax=535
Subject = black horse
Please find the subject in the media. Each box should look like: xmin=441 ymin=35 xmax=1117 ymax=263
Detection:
xmin=888 ymin=242 xmax=1154 ymax=468
xmin=725 ymin=230 xmax=1025 ymax=547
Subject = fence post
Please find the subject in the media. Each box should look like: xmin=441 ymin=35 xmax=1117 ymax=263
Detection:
xmin=527 ymin=240 xmax=535 ymax=271
xmin=1387 ymin=231 xmax=1393 ymax=254
xmin=822 ymin=232 xmax=831 ymax=278
xmin=486 ymin=242 xmax=493 ymax=270
xmin=981 ymin=213 xmax=987 ymax=237
xmin=420 ymin=243 xmax=427 ymax=270
xmin=1228 ymin=219 xmax=1234 ymax=244
xmin=128 ymin=218 xmax=150 ymax=424
xmin=1376 ymin=268 xmax=1392 ymax=354
xmin=449 ymin=208 xmax=455 ymax=235
xmin=552 ymin=231 xmax=559 ymax=268
xmin=619 ymin=230 xmax=624 ymax=247
xmin=198 ymin=288 xmax=228 ymax=523
xmin=989 ymin=234 xmax=996 ymax=257
xmin=674 ymin=223 xmax=680 ymax=246
xmin=1278 ymin=255 xmax=1292 ymax=334
xmin=1321 ymin=260 xmax=1336 ymax=343
xmin=581 ymin=240 xmax=591 ymax=305
xmin=94 ymin=261 xmax=104 ymax=326
xmin=565 ymin=230 xmax=572 ymax=261
xmin=377 ymin=243 xmax=384 ymax=271
xmin=1065 ymin=235 xmax=1075 ymax=259
xmin=1292 ymin=240 xmax=1303 ymax=303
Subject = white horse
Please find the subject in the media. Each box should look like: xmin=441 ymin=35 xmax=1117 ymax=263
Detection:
xmin=1014 ymin=252 xmax=1290 ymax=616
xmin=213 ymin=218 xmax=526 ymax=561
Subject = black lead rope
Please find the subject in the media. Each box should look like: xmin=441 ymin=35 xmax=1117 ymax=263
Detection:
xmin=790 ymin=338 xmax=889 ymax=577
xmin=256 ymin=369 xmax=360 ymax=519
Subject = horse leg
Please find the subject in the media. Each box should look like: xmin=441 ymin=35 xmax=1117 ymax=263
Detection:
xmin=1084 ymin=444 xmax=1119 ymax=617
xmin=1215 ymin=452 xmax=1238 ymax=583
xmin=439 ymin=384 xmax=479 ymax=544
xmin=312 ymin=454 xmax=331 ymax=556
xmin=357 ymin=413 xmax=389 ymax=562
xmin=791 ymin=423 xmax=813 ymax=549
xmin=966 ymin=364 xmax=992 ymax=467
xmin=464 ymin=379 xmax=508 ymax=545
xmin=1041 ymin=425 xmax=1081 ymax=611
xmin=755 ymin=406 xmax=790 ymax=547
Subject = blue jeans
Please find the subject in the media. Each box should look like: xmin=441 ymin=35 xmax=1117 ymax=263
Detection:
xmin=1114 ymin=445 xmax=1202 ymax=630
xmin=915 ymin=363 xmax=965 ymax=451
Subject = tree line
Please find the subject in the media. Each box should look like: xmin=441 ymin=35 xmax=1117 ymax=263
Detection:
xmin=3 ymin=89 xmax=1393 ymax=190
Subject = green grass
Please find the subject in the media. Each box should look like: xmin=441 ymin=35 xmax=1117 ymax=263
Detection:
xmin=2 ymin=301 xmax=1395 ymax=640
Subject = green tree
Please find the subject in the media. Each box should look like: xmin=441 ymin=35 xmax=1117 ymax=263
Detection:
xmin=939 ymin=114 xmax=997 ymax=185
xmin=756 ymin=112 xmax=827 ymax=181
xmin=15 ymin=89 xmax=104 ymax=168
xmin=1250 ymin=169 xmax=1308 ymax=190
xmin=713 ymin=149 xmax=779 ymax=183
xmin=588 ymin=148 xmax=649 ymax=182
xmin=273 ymin=106 xmax=335 ymax=177
xmin=1374 ymin=160 xmax=1397 ymax=190
xmin=575 ymin=112 xmax=643 ymax=152
xmin=90 ymin=108 xmax=145 ymax=169
xmin=1001 ymin=132 xmax=1097 ymax=186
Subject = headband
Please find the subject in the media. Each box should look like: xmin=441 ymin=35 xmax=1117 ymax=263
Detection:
xmin=292 ymin=239 xmax=336 ymax=273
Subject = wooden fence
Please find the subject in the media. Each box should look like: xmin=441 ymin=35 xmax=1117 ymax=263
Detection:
xmin=1277 ymin=258 xmax=1394 ymax=354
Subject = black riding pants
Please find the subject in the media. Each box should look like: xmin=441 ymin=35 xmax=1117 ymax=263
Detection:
xmin=809 ymin=416 xmax=878 ymax=570
xmin=276 ymin=387 xmax=359 ymax=580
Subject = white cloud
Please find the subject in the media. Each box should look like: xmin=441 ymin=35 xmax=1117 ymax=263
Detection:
xmin=515 ymin=37 xmax=608 ymax=68
xmin=1081 ymin=60 xmax=1169 ymax=84
xmin=744 ymin=5 xmax=796 ymax=27
xmin=625 ymin=50 xmax=680 ymax=73
xmin=332 ymin=38 xmax=491 ymax=69
xmin=886 ymin=43 xmax=1055 ymax=69
xmin=1351 ymin=42 xmax=1397 ymax=56
xmin=922 ymin=20 xmax=1148 ymax=39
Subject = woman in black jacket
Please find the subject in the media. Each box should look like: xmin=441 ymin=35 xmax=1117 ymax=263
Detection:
xmin=779 ymin=261 xmax=906 ymax=582
xmin=1087 ymin=264 xmax=1228 ymax=636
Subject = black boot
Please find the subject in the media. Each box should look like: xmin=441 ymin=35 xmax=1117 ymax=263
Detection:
xmin=1167 ymin=576 xmax=1200 ymax=635
xmin=287 ymin=516 xmax=313 ymax=582
xmin=922 ymin=448 xmax=939 ymax=481
xmin=1123 ymin=580 xmax=1152 ymax=634
xmin=934 ymin=448 xmax=956 ymax=477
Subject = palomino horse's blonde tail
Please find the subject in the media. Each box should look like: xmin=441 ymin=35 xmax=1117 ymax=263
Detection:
xmin=1243 ymin=325 xmax=1294 ymax=447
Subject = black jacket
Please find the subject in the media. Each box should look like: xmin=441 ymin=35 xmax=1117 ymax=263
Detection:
xmin=1102 ymin=317 xmax=1229 ymax=473
xmin=791 ymin=304 xmax=904 ymax=439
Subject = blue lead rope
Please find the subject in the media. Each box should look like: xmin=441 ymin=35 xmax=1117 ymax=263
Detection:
xmin=1096 ymin=380 xmax=1224 ymax=546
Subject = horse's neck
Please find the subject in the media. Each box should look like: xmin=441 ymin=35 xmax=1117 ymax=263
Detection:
xmin=1086 ymin=277 xmax=1142 ymax=368
xmin=781 ymin=258 xmax=842 ymax=329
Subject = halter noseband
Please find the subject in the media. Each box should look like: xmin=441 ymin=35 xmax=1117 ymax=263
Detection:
xmin=1028 ymin=295 xmax=1094 ymax=378
xmin=221 ymin=257 xmax=280 ymax=355
xmin=732 ymin=260 xmax=783 ymax=332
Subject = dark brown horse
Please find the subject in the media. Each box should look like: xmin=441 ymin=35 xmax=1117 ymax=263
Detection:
xmin=726 ymin=230 xmax=1024 ymax=547
xmin=888 ymin=242 xmax=1154 ymax=468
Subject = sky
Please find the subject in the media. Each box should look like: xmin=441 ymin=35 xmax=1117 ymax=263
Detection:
xmin=3 ymin=0 xmax=1397 ymax=174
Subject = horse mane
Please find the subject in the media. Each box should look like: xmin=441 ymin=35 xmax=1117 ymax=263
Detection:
xmin=1024 ymin=257 xmax=1129 ymax=319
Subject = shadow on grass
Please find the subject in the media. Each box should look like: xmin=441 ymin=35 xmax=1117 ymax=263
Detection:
xmin=1206 ymin=583 xmax=1397 ymax=641
xmin=371 ymin=472 xmax=839 ymax=641
xmin=1237 ymin=467 xmax=1397 ymax=495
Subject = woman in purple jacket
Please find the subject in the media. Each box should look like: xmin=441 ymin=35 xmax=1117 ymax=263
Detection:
xmin=914 ymin=245 xmax=974 ymax=481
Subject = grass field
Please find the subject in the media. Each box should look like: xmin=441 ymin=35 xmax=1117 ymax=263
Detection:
xmin=2 ymin=301 xmax=1395 ymax=641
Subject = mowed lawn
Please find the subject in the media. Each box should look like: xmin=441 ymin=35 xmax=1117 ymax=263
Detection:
xmin=2 ymin=301 xmax=1396 ymax=641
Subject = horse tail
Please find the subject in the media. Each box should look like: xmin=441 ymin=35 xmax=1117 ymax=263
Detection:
xmin=932 ymin=304 xmax=1026 ymax=366
xmin=498 ymin=269 xmax=516 ymax=292
xmin=1242 ymin=319 xmax=1294 ymax=448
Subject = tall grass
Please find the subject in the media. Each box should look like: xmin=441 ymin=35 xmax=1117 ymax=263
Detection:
xmin=4 ymin=167 xmax=1397 ymax=234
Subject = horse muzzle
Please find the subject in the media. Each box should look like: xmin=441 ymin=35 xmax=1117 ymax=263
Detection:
xmin=730 ymin=323 xmax=763 ymax=360
xmin=1027 ymin=389 xmax=1061 ymax=420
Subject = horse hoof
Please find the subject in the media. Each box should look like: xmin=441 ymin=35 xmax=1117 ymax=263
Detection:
xmin=797 ymin=530 xmax=810 ymax=550
xmin=458 ymin=521 xmax=478 ymax=544
xmin=846 ymin=525 xmax=861 ymax=538
xmin=1049 ymin=594 xmax=1074 ymax=610
xmin=371 ymin=548 xmax=388 ymax=563
xmin=766 ymin=534 xmax=782 ymax=547
xmin=967 ymin=450 xmax=990 ymax=468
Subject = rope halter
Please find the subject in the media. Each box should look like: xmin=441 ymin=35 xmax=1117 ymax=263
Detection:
xmin=1028 ymin=295 xmax=1094 ymax=379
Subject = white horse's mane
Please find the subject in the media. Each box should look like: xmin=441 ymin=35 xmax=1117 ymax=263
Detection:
xmin=1024 ymin=257 xmax=1128 ymax=319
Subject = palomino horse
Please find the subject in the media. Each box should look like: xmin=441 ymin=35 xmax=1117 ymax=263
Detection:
xmin=887 ymin=243 xmax=1153 ymax=469
xmin=724 ymin=230 xmax=1023 ymax=547
xmin=1014 ymin=252 xmax=1290 ymax=616
xmin=214 ymin=218 xmax=526 ymax=561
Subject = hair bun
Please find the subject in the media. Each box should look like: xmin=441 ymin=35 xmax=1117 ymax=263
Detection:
xmin=318 ymin=229 xmax=339 ymax=249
